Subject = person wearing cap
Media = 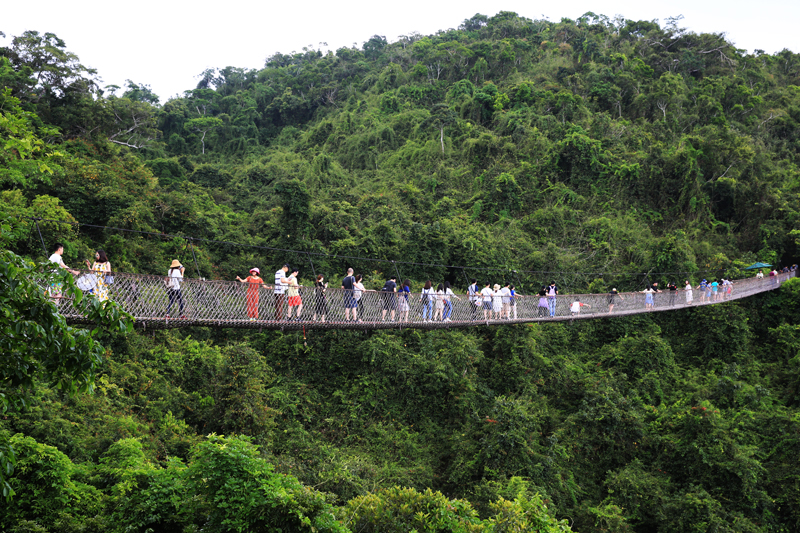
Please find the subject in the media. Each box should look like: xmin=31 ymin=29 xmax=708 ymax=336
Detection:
xmin=166 ymin=260 xmax=186 ymax=319
xmin=274 ymin=264 xmax=290 ymax=320
xmin=236 ymin=268 xmax=267 ymax=321
xmin=607 ymin=288 xmax=623 ymax=313
xmin=286 ymin=269 xmax=303 ymax=320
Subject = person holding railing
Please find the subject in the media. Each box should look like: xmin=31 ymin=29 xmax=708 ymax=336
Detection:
xmin=236 ymin=268 xmax=267 ymax=321
xmin=84 ymin=250 xmax=112 ymax=303
xmin=48 ymin=242 xmax=80 ymax=300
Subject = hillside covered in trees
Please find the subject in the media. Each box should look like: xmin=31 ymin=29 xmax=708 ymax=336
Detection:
xmin=1 ymin=11 xmax=800 ymax=532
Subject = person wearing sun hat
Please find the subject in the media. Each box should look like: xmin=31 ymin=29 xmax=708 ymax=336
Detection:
xmin=166 ymin=259 xmax=186 ymax=319
xmin=236 ymin=267 xmax=267 ymax=321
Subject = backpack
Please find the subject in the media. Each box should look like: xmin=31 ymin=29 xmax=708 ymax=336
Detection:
xmin=381 ymin=280 xmax=395 ymax=292
xmin=421 ymin=288 xmax=431 ymax=303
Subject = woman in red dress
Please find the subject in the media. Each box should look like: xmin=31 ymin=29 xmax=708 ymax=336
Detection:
xmin=236 ymin=268 xmax=267 ymax=320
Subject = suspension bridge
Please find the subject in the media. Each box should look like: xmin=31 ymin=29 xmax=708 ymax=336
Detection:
xmin=57 ymin=270 xmax=795 ymax=330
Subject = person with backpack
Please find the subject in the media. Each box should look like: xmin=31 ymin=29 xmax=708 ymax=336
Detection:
xmin=420 ymin=280 xmax=434 ymax=322
xmin=546 ymin=282 xmax=558 ymax=317
xmin=380 ymin=276 xmax=397 ymax=321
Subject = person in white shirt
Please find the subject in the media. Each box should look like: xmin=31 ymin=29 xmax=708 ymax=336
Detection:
xmin=492 ymin=283 xmax=503 ymax=319
xmin=499 ymin=283 xmax=512 ymax=319
xmin=756 ymin=269 xmax=764 ymax=279
xmin=274 ymin=264 xmax=289 ymax=320
xmin=480 ymin=282 xmax=494 ymax=320
xmin=166 ymin=259 xmax=186 ymax=318
xmin=570 ymin=300 xmax=591 ymax=315
xmin=684 ymin=280 xmax=693 ymax=304
xmin=48 ymin=242 xmax=79 ymax=299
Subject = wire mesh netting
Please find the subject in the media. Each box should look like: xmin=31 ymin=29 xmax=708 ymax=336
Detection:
xmin=48 ymin=270 xmax=796 ymax=330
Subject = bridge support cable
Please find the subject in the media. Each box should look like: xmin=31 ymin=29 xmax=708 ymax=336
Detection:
xmin=34 ymin=219 xmax=48 ymax=257
xmin=189 ymin=239 xmax=202 ymax=279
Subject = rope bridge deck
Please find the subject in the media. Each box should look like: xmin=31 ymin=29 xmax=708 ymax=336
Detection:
xmin=58 ymin=271 xmax=796 ymax=330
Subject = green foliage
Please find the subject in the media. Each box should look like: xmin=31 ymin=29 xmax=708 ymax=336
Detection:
xmin=1 ymin=15 xmax=800 ymax=533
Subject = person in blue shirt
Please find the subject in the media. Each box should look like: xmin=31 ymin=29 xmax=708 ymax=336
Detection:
xmin=698 ymin=279 xmax=708 ymax=303
xmin=398 ymin=280 xmax=412 ymax=322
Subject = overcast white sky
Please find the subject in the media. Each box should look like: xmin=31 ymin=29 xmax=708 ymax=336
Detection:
xmin=3 ymin=0 xmax=799 ymax=103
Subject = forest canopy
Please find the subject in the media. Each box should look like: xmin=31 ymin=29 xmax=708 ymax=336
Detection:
xmin=1 ymin=13 xmax=800 ymax=532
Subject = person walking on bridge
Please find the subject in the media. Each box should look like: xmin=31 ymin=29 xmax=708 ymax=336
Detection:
xmin=236 ymin=267 xmax=267 ymax=320
xmin=608 ymin=288 xmax=623 ymax=313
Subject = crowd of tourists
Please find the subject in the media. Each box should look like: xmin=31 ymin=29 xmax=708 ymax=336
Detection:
xmin=45 ymin=242 xmax=798 ymax=323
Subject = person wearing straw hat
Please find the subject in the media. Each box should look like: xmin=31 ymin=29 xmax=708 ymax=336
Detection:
xmin=166 ymin=260 xmax=186 ymax=319
xmin=236 ymin=268 xmax=267 ymax=321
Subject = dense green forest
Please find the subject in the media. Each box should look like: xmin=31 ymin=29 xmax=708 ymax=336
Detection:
xmin=1 ymin=11 xmax=800 ymax=532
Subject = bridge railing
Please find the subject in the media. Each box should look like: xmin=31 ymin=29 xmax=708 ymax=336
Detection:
xmin=54 ymin=270 xmax=796 ymax=328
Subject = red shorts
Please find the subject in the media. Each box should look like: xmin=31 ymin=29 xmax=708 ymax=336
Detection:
xmin=288 ymin=296 xmax=302 ymax=307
